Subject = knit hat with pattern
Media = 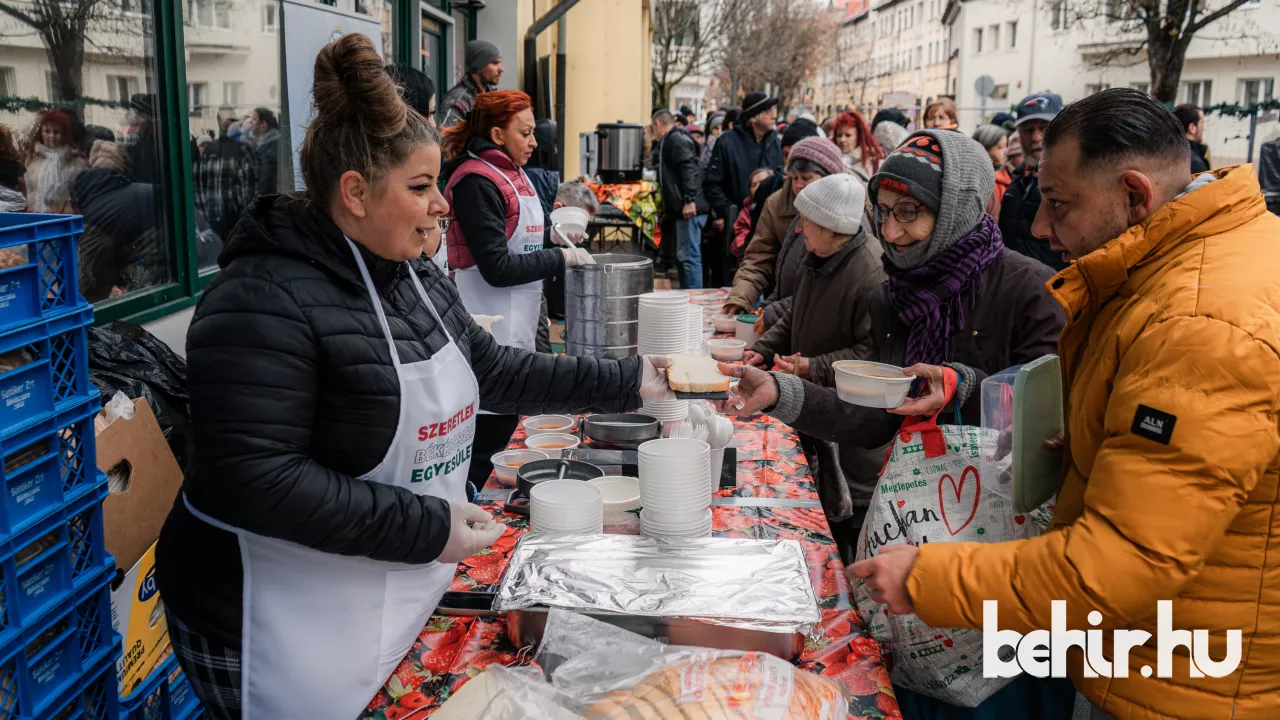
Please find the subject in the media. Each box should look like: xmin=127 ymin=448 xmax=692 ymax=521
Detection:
xmin=872 ymin=133 xmax=944 ymax=214
xmin=786 ymin=136 xmax=844 ymax=177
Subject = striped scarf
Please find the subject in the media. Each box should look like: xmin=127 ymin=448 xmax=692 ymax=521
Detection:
xmin=884 ymin=214 xmax=1004 ymax=367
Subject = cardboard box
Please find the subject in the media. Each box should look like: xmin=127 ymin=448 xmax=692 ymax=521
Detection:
xmin=111 ymin=542 xmax=170 ymax=697
xmin=96 ymin=397 xmax=184 ymax=695
xmin=96 ymin=397 xmax=183 ymax=571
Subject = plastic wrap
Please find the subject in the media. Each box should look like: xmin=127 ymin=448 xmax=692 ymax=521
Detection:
xmin=533 ymin=609 xmax=850 ymax=720
xmin=87 ymin=322 xmax=190 ymax=468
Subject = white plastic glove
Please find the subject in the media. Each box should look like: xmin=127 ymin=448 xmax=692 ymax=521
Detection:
xmin=437 ymin=501 xmax=506 ymax=564
xmin=471 ymin=314 xmax=504 ymax=333
xmin=640 ymin=355 xmax=676 ymax=403
xmin=561 ymin=247 xmax=596 ymax=267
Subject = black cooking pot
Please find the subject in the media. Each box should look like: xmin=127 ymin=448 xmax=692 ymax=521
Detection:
xmin=506 ymin=459 xmax=605 ymax=516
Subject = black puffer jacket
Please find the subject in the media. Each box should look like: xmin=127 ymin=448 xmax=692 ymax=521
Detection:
xmin=703 ymin=125 xmax=782 ymax=221
xmin=998 ymin=166 xmax=1066 ymax=272
xmin=155 ymin=196 xmax=643 ymax=646
xmin=658 ymin=126 xmax=708 ymax=215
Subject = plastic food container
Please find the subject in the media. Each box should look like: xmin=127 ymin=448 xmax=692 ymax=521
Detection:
xmin=491 ymin=449 xmax=551 ymax=487
xmin=522 ymin=414 xmax=576 ymax=437
xmin=832 ymin=360 xmax=915 ymax=409
xmin=711 ymin=313 xmax=739 ymax=333
xmin=706 ymin=339 xmax=746 ymax=361
xmin=735 ymin=314 xmax=760 ymax=346
xmin=525 ymin=433 xmax=582 ymax=452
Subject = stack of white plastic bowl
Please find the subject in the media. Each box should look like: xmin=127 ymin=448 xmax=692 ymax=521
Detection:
xmin=685 ymin=305 xmax=706 ymax=353
xmin=529 ymin=480 xmax=604 ymax=533
xmin=589 ymin=476 xmax=642 ymax=534
xmin=637 ymin=439 xmax=713 ymax=537
xmin=638 ymin=291 xmax=690 ymax=422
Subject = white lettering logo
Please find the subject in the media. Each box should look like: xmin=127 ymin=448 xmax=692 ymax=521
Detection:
xmin=982 ymin=600 xmax=1241 ymax=679
xmin=1139 ymin=416 xmax=1164 ymax=434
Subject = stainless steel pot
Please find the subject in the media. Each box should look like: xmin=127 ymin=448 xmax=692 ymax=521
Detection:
xmin=565 ymin=254 xmax=653 ymax=359
xmin=596 ymin=122 xmax=645 ymax=182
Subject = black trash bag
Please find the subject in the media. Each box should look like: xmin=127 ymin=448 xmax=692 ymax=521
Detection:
xmin=88 ymin=321 xmax=190 ymax=469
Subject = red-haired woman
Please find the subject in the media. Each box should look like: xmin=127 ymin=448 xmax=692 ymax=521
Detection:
xmin=832 ymin=110 xmax=884 ymax=182
xmin=23 ymin=109 xmax=86 ymax=213
xmin=441 ymin=89 xmax=594 ymax=487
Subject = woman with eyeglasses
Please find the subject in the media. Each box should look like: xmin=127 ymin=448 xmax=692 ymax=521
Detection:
xmin=716 ymin=132 xmax=1066 ymax=623
xmin=155 ymin=36 xmax=672 ymax=719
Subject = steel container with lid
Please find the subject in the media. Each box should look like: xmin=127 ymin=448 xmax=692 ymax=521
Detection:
xmin=565 ymin=254 xmax=654 ymax=359
xmin=595 ymin=122 xmax=645 ymax=182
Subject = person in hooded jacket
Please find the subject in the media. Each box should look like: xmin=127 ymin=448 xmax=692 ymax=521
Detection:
xmin=440 ymin=89 xmax=595 ymax=490
xmin=155 ymin=35 xmax=672 ymax=720
xmin=717 ymin=133 xmax=1067 ymax=664
xmin=72 ymin=141 xmax=163 ymax=300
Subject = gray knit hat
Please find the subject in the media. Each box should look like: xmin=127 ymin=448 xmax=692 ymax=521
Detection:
xmin=794 ymin=173 xmax=865 ymax=235
xmin=869 ymin=129 xmax=995 ymax=270
xmin=972 ymin=124 xmax=1007 ymax=151
xmin=465 ymin=40 xmax=502 ymax=73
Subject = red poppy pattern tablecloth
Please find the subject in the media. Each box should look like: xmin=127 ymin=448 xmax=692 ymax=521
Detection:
xmin=360 ymin=289 xmax=901 ymax=720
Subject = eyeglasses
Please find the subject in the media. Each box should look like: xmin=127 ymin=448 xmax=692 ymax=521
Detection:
xmin=874 ymin=202 xmax=921 ymax=225
xmin=438 ymin=216 xmax=453 ymax=234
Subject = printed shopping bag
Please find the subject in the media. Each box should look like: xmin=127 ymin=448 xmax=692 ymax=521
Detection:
xmin=852 ymin=368 xmax=1052 ymax=707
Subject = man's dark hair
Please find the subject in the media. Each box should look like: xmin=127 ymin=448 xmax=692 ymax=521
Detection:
xmin=253 ymin=107 xmax=279 ymax=130
xmin=1172 ymin=104 xmax=1202 ymax=134
xmin=1044 ymin=88 xmax=1187 ymax=167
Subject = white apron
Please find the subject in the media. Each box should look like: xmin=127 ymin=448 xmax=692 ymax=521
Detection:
xmin=452 ymin=153 xmax=544 ymax=352
xmin=184 ymin=238 xmax=480 ymax=719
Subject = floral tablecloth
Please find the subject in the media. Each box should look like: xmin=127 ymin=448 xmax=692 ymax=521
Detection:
xmin=361 ymin=289 xmax=901 ymax=720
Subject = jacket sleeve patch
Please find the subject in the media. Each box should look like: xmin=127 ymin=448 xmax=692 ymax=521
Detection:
xmin=1131 ymin=404 xmax=1177 ymax=445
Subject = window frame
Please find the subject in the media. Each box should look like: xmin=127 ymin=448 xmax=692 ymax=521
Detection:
xmin=93 ymin=0 xmax=417 ymax=325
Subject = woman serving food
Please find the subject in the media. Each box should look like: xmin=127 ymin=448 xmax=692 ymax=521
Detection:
xmin=155 ymin=34 xmax=672 ymax=719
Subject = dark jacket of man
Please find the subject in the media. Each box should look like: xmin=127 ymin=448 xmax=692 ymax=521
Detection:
xmin=703 ymin=125 xmax=781 ymax=220
xmin=254 ymin=128 xmax=280 ymax=196
xmin=1189 ymin=139 xmax=1210 ymax=174
xmin=439 ymin=74 xmax=488 ymax=129
xmin=658 ymin=125 xmax=708 ymax=216
xmin=71 ymin=167 xmax=161 ymax=301
xmin=998 ymin=165 xmax=1066 ymax=271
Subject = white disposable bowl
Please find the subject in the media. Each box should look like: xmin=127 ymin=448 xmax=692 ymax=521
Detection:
xmin=832 ymin=360 xmax=916 ymax=409
xmin=522 ymin=414 xmax=576 ymax=437
xmin=639 ymin=438 xmax=710 ymax=459
xmin=588 ymin=476 xmax=641 ymax=506
xmin=706 ymin=339 xmax=746 ymax=361
xmin=640 ymin=290 xmax=690 ymax=304
xmin=641 ymin=507 xmax=712 ymax=527
xmin=711 ymin=313 xmax=738 ymax=333
xmin=525 ymin=433 xmax=581 ymax=452
xmin=550 ymin=206 xmax=590 ymax=235
xmin=490 ymin=449 xmax=550 ymax=486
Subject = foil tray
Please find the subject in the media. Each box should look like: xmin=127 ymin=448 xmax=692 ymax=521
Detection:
xmin=493 ymin=534 xmax=821 ymax=640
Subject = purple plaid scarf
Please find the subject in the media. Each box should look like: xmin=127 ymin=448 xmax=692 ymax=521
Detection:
xmin=884 ymin=214 xmax=1004 ymax=367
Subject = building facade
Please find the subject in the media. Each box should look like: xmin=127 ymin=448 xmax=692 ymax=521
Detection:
xmin=831 ymin=0 xmax=950 ymax=118
xmin=944 ymin=0 xmax=1280 ymax=165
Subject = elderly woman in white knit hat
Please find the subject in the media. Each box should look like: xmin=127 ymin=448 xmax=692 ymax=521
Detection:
xmin=742 ymin=172 xmax=885 ymax=560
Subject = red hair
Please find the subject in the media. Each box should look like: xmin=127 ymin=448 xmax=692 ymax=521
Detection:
xmin=442 ymin=89 xmax=532 ymax=160
xmin=832 ymin=110 xmax=883 ymax=173
xmin=22 ymin=109 xmax=76 ymax=157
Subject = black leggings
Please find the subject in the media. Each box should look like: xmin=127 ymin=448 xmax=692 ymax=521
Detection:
xmin=468 ymin=414 xmax=521 ymax=492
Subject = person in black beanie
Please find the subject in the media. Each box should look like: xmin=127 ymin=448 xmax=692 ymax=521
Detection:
xmin=701 ymin=92 xmax=782 ymax=285
xmin=386 ymin=64 xmax=437 ymax=126
xmin=439 ymin=40 xmax=503 ymax=129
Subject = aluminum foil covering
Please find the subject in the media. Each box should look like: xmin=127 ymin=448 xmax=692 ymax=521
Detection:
xmin=493 ymin=534 xmax=820 ymax=634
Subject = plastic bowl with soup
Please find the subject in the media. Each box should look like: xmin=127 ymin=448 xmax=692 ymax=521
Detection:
xmin=711 ymin=313 xmax=739 ymax=333
xmin=524 ymin=433 xmax=581 ymax=453
xmin=706 ymin=338 xmax=746 ymax=361
xmin=490 ymin=449 xmax=550 ymax=486
xmin=521 ymin=414 xmax=576 ymax=437
xmin=832 ymin=360 xmax=916 ymax=409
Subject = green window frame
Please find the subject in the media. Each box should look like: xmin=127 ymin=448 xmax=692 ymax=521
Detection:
xmin=95 ymin=0 xmax=420 ymax=325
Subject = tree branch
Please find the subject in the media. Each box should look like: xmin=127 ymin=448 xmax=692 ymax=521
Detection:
xmin=0 ymin=1 xmax=40 ymax=28
xmin=1187 ymin=0 xmax=1254 ymax=34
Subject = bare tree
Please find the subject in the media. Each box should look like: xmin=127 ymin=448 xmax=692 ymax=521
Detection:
xmin=1063 ymin=0 xmax=1267 ymax=103
xmin=0 ymin=0 xmax=145 ymax=105
xmin=651 ymin=0 xmax=747 ymax=110
xmin=717 ymin=0 xmax=830 ymax=111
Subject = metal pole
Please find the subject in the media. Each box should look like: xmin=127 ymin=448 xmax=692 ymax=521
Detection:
xmin=523 ymin=0 xmax=584 ymax=117
xmin=557 ymin=15 xmax=567 ymax=177
xmin=1248 ymin=109 xmax=1258 ymax=164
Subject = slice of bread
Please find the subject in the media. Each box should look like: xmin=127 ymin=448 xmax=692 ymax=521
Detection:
xmin=665 ymin=353 xmax=731 ymax=393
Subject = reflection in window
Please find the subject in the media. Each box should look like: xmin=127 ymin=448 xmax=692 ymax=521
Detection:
xmin=185 ymin=0 xmax=282 ymax=270
xmin=0 ymin=0 xmax=173 ymax=302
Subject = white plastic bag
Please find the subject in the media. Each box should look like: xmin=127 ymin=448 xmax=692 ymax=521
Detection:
xmin=853 ymin=370 xmax=1051 ymax=707
xmin=102 ymin=390 xmax=136 ymax=423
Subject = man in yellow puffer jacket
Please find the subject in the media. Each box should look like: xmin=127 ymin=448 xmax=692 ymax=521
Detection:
xmin=850 ymin=88 xmax=1280 ymax=719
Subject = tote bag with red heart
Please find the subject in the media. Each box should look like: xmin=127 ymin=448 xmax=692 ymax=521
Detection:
xmin=852 ymin=368 xmax=1051 ymax=707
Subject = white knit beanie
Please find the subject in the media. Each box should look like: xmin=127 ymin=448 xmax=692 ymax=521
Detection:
xmin=793 ymin=173 xmax=866 ymax=235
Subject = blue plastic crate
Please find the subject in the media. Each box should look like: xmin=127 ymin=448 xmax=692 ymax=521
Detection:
xmin=40 ymin=652 xmax=120 ymax=720
xmin=0 ymin=305 xmax=95 ymax=443
xmin=0 ymin=214 xmax=89 ymax=336
xmin=0 ymin=482 xmax=112 ymax=652
xmin=0 ymin=397 xmax=102 ymax=546
xmin=119 ymin=654 xmax=206 ymax=720
xmin=0 ymin=569 xmax=120 ymax=719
